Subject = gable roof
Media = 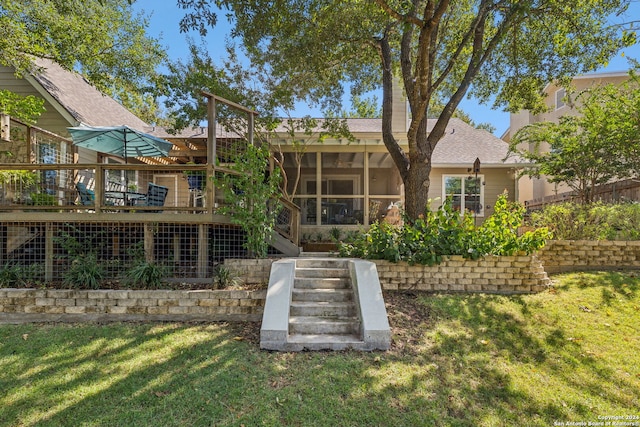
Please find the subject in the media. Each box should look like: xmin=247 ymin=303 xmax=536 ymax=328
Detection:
xmin=26 ymin=58 xmax=148 ymax=129
xmin=271 ymin=117 xmax=521 ymax=166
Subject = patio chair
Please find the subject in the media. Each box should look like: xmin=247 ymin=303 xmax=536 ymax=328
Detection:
xmin=76 ymin=182 xmax=95 ymax=206
xmin=138 ymin=182 xmax=168 ymax=212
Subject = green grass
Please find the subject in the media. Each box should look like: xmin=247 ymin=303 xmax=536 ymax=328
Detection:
xmin=1 ymin=271 xmax=639 ymax=426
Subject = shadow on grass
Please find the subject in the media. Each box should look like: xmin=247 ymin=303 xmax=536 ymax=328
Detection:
xmin=0 ymin=272 xmax=638 ymax=427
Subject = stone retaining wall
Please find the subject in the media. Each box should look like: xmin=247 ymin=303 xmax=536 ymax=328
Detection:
xmin=225 ymin=255 xmax=550 ymax=293
xmin=11 ymin=240 xmax=638 ymax=323
xmin=375 ymin=255 xmax=549 ymax=293
xmin=537 ymin=240 xmax=640 ymax=273
xmin=0 ymin=289 xmax=266 ymax=324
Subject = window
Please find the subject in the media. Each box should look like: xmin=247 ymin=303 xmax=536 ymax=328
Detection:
xmin=443 ymin=175 xmax=484 ymax=216
xmin=555 ymin=88 xmax=566 ymax=110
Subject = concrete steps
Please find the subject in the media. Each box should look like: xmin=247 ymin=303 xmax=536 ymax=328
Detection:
xmin=287 ymin=259 xmax=363 ymax=350
xmin=260 ymin=258 xmax=391 ymax=352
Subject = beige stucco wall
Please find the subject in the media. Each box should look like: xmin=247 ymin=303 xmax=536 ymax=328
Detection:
xmin=507 ymin=73 xmax=630 ymax=202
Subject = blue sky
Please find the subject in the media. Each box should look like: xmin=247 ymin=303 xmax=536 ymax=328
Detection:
xmin=133 ymin=1 xmax=640 ymax=136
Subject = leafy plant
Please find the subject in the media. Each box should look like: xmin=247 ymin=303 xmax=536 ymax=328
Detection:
xmin=339 ymin=193 xmax=550 ymax=265
xmin=0 ymin=263 xmax=26 ymax=287
xmin=63 ymin=254 xmax=105 ymax=289
xmin=215 ymin=142 xmax=282 ymax=258
xmin=529 ymin=202 xmax=640 ymax=240
xmin=329 ymin=227 xmax=342 ymax=242
xmin=124 ymin=261 xmax=167 ymax=289
xmin=212 ymin=264 xmax=243 ymax=289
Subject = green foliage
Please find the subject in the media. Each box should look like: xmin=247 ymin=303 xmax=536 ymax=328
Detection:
xmin=28 ymin=193 xmax=56 ymax=206
xmin=0 ymin=263 xmax=44 ymax=287
xmin=0 ymin=90 xmax=45 ymax=124
xmin=215 ymin=142 xmax=282 ymax=258
xmin=0 ymin=170 xmax=39 ymax=187
xmin=123 ymin=261 xmax=167 ymax=289
xmin=0 ymin=263 xmax=26 ymax=287
xmin=63 ymin=254 xmax=105 ymax=289
xmin=529 ymin=202 xmax=640 ymax=240
xmin=339 ymin=193 xmax=550 ymax=265
xmin=212 ymin=264 xmax=243 ymax=289
xmin=509 ymin=71 xmax=640 ymax=204
xmin=329 ymin=227 xmax=342 ymax=242
xmin=0 ymin=0 xmax=167 ymax=122
xmin=54 ymin=224 xmax=106 ymax=259
xmin=180 ymin=0 xmax=632 ymax=219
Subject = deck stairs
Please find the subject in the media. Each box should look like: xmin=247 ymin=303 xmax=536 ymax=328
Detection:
xmin=260 ymin=258 xmax=391 ymax=352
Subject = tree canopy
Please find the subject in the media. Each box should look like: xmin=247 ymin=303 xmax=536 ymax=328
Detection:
xmin=178 ymin=0 xmax=636 ymax=219
xmin=0 ymin=0 xmax=167 ymax=123
xmin=508 ymin=70 xmax=640 ymax=203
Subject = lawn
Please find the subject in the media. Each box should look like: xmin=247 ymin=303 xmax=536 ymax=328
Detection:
xmin=1 ymin=271 xmax=639 ymax=427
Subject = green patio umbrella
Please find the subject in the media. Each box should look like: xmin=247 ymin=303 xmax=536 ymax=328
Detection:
xmin=68 ymin=125 xmax=173 ymax=160
xmin=68 ymin=125 xmax=173 ymax=205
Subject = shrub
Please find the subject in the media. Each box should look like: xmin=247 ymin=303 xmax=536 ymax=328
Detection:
xmin=529 ymin=202 xmax=640 ymax=240
xmin=63 ymin=254 xmax=105 ymax=289
xmin=212 ymin=264 xmax=243 ymax=289
xmin=123 ymin=261 xmax=167 ymax=289
xmin=0 ymin=263 xmax=26 ymax=287
xmin=339 ymin=193 xmax=550 ymax=265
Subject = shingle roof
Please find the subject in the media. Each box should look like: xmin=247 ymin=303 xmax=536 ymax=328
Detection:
xmin=272 ymin=117 xmax=522 ymax=165
xmin=29 ymin=58 xmax=148 ymax=129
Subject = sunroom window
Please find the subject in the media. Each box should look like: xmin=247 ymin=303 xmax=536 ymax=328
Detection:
xmin=443 ymin=175 xmax=484 ymax=216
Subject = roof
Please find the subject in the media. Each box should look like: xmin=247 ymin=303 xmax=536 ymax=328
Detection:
xmin=272 ymin=117 xmax=522 ymax=166
xmin=430 ymin=118 xmax=522 ymax=166
xmin=27 ymin=58 xmax=148 ymax=129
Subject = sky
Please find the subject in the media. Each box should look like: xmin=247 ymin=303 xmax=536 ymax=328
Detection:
xmin=132 ymin=1 xmax=640 ymax=137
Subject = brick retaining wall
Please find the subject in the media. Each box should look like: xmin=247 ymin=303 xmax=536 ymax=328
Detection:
xmin=537 ymin=240 xmax=640 ymax=273
xmin=0 ymin=289 xmax=266 ymax=324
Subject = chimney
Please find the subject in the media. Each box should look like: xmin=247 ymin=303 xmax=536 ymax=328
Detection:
xmin=391 ymin=78 xmax=408 ymax=134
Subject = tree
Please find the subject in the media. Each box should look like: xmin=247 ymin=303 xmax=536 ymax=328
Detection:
xmin=162 ymin=41 xmax=352 ymax=202
xmin=508 ymin=71 xmax=640 ymax=203
xmin=178 ymin=0 xmax=635 ymax=220
xmin=0 ymin=0 xmax=167 ymax=123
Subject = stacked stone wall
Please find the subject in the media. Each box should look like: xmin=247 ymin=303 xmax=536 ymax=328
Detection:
xmin=537 ymin=240 xmax=640 ymax=273
xmin=0 ymin=289 xmax=266 ymax=323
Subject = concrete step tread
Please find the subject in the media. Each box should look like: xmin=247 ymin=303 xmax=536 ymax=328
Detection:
xmin=294 ymin=277 xmax=351 ymax=289
xmin=289 ymin=316 xmax=359 ymax=324
xmin=290 ymin=301 xmax=356 ymax=308
xmin=295 ymin=267 xmax=350 ymax=277
xmin=292 ymin=288 xmax=352 ymax=295
xmin=287 ymin=333 xmax=364 ymax=344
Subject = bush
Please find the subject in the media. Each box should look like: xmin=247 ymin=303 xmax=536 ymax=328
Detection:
xmin=63 ymin=254 xmax=105 ymax=289
xmin=338 ymin=193 xmax=550 ymax=265
xmin=123 ymin=261 xmax=167 ymax=289
xmin=212 ymin=264 xmax=243 ymax=289
xmin=529 ymin=202 xmax=640 ymax=240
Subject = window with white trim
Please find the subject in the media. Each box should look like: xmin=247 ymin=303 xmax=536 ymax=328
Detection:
xmin=555 ymin=88 xmax=566 ymax=110
xmin=443 ymin=175 xmax=484 ymax=216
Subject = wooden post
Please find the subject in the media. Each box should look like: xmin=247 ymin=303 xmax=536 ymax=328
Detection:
xmin=144 ymin=223 xmax=154 ymax=263
xmin=207 ymin=94 xmax=216 ymax=215
xmin=197 ymin=224 xmax=208 ymax=278
xmin=45 ymin=223 xmax=54 ymax=282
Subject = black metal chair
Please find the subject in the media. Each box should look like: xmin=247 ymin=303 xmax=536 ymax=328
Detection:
xmin=138 ymin=183 xmax=168 ymax=212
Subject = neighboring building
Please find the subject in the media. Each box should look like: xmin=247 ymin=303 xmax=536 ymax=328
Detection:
xmin=502 ymin=71 xmax=630 ymax=204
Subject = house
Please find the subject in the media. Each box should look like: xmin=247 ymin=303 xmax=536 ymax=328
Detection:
xmin=1 ymin=59 xmax=523 ymax=276
xmin=502 ymin=71 xmax=632 ymax=204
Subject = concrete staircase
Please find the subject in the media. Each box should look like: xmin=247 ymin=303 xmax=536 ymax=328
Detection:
xmin=288 ymin=259 xmax=363 ymax=350
xmin=260 ymin=258 xmax=391 ymax=352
